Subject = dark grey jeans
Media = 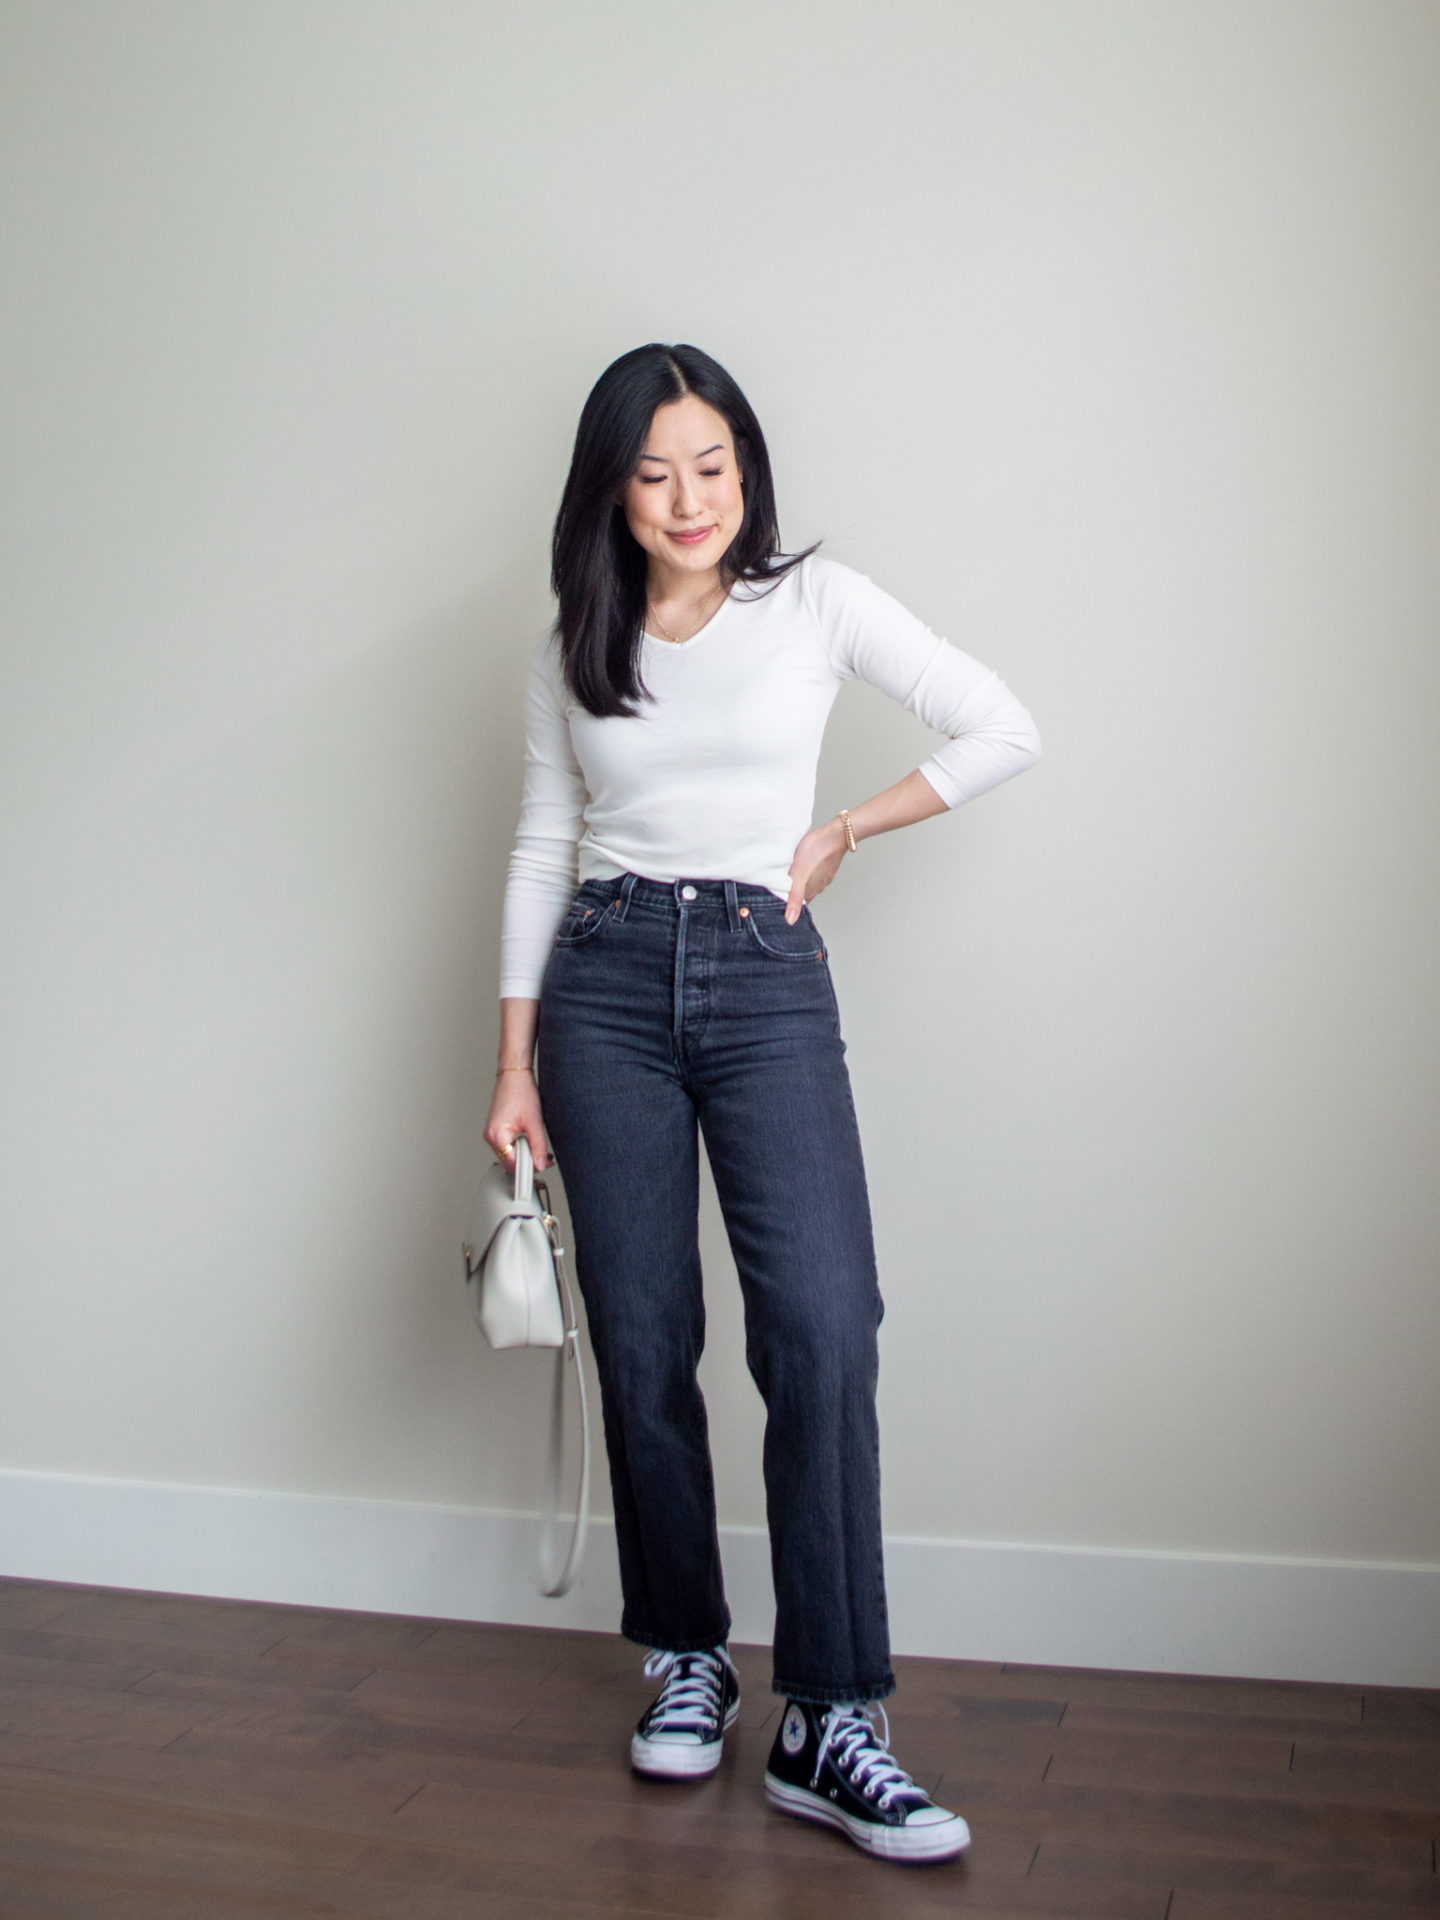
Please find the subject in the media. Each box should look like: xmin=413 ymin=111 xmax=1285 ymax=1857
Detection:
xmin=537 ymin=872 xmax=893 ymax=1704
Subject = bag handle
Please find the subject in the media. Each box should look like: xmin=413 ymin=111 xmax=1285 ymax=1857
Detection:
xmin=509 ymin=1133 xmax=535 ymax=1205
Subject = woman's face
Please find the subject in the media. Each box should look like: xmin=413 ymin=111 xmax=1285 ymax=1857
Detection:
xmin=619 ymin=395 xmax=745 ymax=583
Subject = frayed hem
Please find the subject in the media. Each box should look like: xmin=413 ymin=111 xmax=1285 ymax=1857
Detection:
xmin=772 ymin=1673 xmax=896 ymax=1706
xmin=622 ymin=1620 xmax=733 ymax=1657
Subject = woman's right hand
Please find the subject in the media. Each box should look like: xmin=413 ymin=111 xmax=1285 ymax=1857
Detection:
xmin=484 ymin=1067 xmax=554 ymax=1172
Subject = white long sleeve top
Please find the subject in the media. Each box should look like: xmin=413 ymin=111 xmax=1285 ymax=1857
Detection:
xmin=498 ymin=553 xmax=1041 ymax=998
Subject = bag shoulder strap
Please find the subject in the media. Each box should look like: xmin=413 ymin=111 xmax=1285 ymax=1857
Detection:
xmin=534 ymin=1184 xmax=589 ymax=1598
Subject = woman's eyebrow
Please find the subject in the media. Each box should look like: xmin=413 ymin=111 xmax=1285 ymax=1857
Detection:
xmin=638 ymin=444 xmax=725 ymax=463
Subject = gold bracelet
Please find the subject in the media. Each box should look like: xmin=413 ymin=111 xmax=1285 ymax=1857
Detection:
xmin=836 ymin=808 xmax=858 ymax=853
xmin=496 ymin=1064 xmax=534 ymax=1075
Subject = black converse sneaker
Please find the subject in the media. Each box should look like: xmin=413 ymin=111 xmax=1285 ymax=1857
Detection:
xmin=630 ymin=1646 xmax=741 ymax=1779
xmin=764 ymin=1698 xmax=971 ymax=1863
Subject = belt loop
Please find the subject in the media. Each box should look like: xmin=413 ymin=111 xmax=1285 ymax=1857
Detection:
xmin=723 ymin=879 xmax=741 ymax=932
xmin=614 ymin=872 xmax=638 ymax=922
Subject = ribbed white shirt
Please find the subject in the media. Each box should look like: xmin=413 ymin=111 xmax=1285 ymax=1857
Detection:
xmin=499 ymin=553 xmax=1041 ymax=997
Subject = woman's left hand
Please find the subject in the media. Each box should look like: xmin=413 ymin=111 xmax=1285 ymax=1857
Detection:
xmin=784 ymin=818 xmax=848 ymax=923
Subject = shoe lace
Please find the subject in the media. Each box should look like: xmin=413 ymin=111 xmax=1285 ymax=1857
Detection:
xmin=813 ymin=1701 xmax=925 ymax=1811
xmin=642 ymin=1646 xmax=736 ymax=1732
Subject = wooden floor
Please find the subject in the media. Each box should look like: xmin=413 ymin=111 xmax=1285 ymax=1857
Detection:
xmin=0 ymin=1577 xmax=1437 ymax=1918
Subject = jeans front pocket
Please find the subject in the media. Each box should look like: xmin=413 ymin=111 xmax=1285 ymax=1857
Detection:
xmin=741 ymin=901 xmax=827 ymax=962
xmin=553 ymin=889 xmax=619 ymax=947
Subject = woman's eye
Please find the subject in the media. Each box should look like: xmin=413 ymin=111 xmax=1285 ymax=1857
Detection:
xmin=635 ymin=467 xmax=722 ymax=484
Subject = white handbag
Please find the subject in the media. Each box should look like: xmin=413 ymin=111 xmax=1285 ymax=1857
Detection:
xmin=463 ymin=1136 xmax=590 ymax=1596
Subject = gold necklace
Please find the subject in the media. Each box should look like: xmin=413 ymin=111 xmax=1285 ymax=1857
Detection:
xmin=647 ymin=580 xmax=724 ymax=645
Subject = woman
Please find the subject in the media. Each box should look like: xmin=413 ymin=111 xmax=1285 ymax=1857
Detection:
xmin=486 ymin=343 xmax=1040 ymax=1865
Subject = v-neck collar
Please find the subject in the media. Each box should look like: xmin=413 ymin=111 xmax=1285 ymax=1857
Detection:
xmin=642 ymin=585 xmax=736 ymax=653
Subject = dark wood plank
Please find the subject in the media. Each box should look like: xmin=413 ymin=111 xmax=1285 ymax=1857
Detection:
xmin=1032 ymin=1836 xmax=1440 ymax=1902
xmin=0 ymin=1766 xmax=368 ymax=1901
xmin=1296 ymin=1733 xmax=1440 ymax=1795
xmin=1363 ymin=1689 xmax=1440 ymax=1734
xmin=1170 ymin=1892 xmax=1440 ymax=1919
xmin=0 ymin=1621 xmax=377 ymax=1692
xmin=999 ymin=1662 xmax=1366 ymax=1725
xmin=0 ymin=1725 xmax=428 ymax=1825
xmin=0 ymin=1675 xmax=199 ymax=1752
xmin=0 ymin=1579 xmax=72 ymax=1630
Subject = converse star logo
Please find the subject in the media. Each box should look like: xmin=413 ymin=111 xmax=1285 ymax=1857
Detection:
xmin=781 ymin=1703 xmax=807 ymax=1756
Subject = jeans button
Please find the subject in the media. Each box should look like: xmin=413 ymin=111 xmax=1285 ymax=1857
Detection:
xmin=680 ymin=884 xmax=697 ymax=901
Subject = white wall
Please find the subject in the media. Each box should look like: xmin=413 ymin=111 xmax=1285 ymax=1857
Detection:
xmin=3 ymin=1 xmax=1438 ymax=1662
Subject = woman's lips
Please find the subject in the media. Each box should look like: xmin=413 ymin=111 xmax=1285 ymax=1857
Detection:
xmin=668 ymin=526 xmax=714 ymax=545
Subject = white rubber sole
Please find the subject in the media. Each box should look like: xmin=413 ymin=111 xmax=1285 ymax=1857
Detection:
xmin=764 ymin=1773 xmax=972 ymax=1863
xmin=630 ymin=1698 xmax=741 ymax=1779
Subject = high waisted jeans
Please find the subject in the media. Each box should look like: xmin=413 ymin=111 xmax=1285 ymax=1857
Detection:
xmin=537 ymin=872 xmax=894 ymax=1704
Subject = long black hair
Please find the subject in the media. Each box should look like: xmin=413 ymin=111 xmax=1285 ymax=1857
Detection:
xmin=550 ymin=343 xmax=818 ymax=718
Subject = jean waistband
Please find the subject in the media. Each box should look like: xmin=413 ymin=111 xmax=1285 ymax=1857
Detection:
xmin=581 ymin=872 xmax=787 ymax=929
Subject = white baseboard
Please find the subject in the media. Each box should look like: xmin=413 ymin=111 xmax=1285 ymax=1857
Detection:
xmin=1 ymin=1468 xmax=1436 ymax=1688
